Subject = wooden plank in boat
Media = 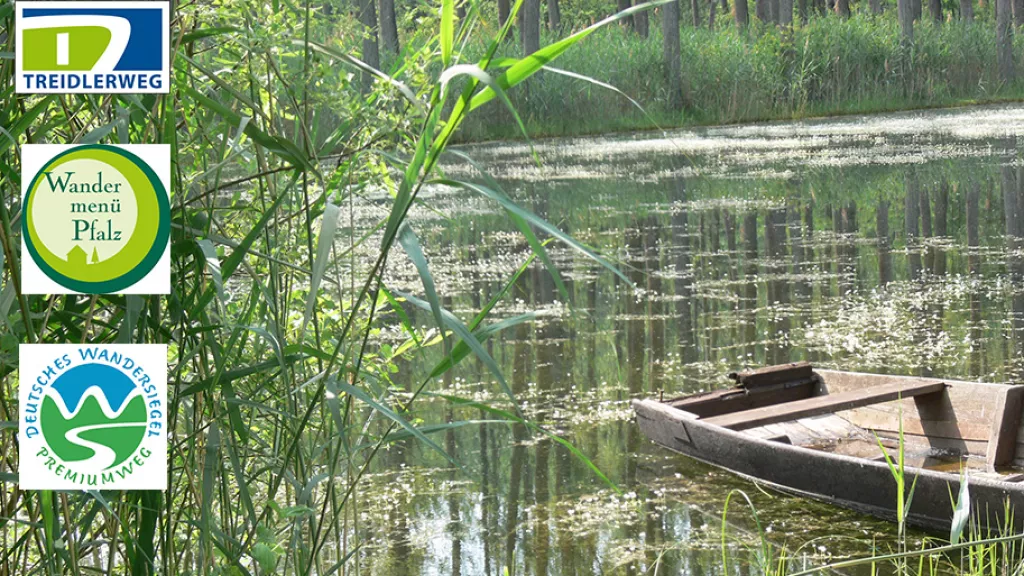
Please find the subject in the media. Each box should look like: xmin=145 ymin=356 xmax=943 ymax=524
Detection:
xmin=986 ymin=386 xmax=1024 ymax=469
xmin=669 ymin=379 xmax=816 ymax=417
xmin=728 ymin=361 xmax=813 ymax=388
xmin=797 ymin=414 xmax=866 ymax=441
xmin=842 ymin=403 xmax=991 ymax=442
xmin=703 ymin=380 xmax=947 ymax=431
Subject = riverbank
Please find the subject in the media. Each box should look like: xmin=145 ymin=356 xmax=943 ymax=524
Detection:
xmin=456 ymin=15 xmax=1024 ymax=142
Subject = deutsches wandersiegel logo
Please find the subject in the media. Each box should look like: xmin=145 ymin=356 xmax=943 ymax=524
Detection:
xmin=15 ymin=1 xmax=170 ymax=94
xmin=21 ymin=144 xmax=170 ymax=294
xmin=19 ymin=344 xmax=168 ymax=491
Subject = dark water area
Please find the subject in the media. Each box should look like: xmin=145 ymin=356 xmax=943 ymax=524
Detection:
xmin=349 ymin=105 xmax=1024 ymax=575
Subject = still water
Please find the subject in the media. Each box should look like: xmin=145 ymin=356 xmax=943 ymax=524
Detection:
xmin=351 ymin=105 xmax=1024 ymax=575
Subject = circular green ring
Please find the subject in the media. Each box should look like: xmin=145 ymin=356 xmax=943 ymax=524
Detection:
xmin=22 ymin=145 xmax=169 ymax=294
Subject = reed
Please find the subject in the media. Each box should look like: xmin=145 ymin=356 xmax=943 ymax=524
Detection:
xmin=458 ymin=15 xmax=1024 ymax=141
xmin=0 ymin=0 xmax=644 ymax=573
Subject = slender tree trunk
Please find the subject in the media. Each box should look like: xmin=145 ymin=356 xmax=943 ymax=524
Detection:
xmin=499 ymin=0 xmax=511 ymax=25
xmin=899 ymin=0 xmax=914 ymax=43
xmin=912 ymin=0 xmax=922 ymax=19
xmin=635 ymin=8 xmax=649 ymax=35
xmin=521 ymin=0 xmax=541 ymax=55
xmin=799 ymin=0 xmax=809 ymax=22
xmin=835 ymin=0 xmax=850 ymax=16
xmin=618 ymin=0 xmax=635 ymax=29
xmin=709 ymin=0 xmax=717 ymax=27
xmin=961 ymin=0 xmax=973 ymax=20
xmin=359 ymin=0 xmax=380 ymax=92
xmin=548 ymin=0 xmax=561 ymax=30
xmin=722 ymin=0 xmax=729 ymax=14
xmin=693 ymin=0 xmax=703 ymax=26
xmin=736 ymin=0 xmax=750 ymax=27
xmin=379 ymin=0 xmax=399 ymax=57
xmin=664 ymin=0 xmax=683 ymax=109
xmin=929 ymin=0 xmax=943 ymax=20
xmin=870 ymin=0 xmax=883 ymax=14
xmin=999 ymin=0 xmax=1015 ymax=82
xmin=769 ymin=0 xmax=779 ymax=22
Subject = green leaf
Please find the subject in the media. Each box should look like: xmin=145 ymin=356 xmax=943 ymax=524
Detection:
xmin=301 ymin=203 xmax=341 ymax=340
xmin=252 ymin=543 xmax=278 ymax=572
xmin=441 ymin=0 xmax=455 ymax=66
xmin=397 ymin=223 xmax=446 ymax=348
xmin=950 ymin=470 xmax=970 ymax=545
xmin=198 ymin=239 xmax=227 ymax=311
xmin=181 ymin=26 xmax=239 ymax=43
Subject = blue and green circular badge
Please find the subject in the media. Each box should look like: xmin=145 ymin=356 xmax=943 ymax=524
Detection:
xmin=22 ymin=144 xmax=170 ymax=294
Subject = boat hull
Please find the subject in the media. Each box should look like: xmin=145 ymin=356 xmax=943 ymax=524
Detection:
xmin=633 ymin=397 xmax=1024 ymax=532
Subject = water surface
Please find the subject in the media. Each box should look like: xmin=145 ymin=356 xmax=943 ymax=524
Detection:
xmin=346 ymin=104 xmax=1024 ymax=575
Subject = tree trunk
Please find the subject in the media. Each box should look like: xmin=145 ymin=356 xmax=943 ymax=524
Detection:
xmin=836 ymin=0 xmax=850 ymax=17
xmin=899 ymin=0 xmax=914 ymax=43
xmin=736 ymin=0 xmax=750 ymax=27
xmin=961 ymin=0 xmax=973 ymax=20
xmin=1015 ymin=0 xmax=1024 ymax=27
xmin=663 ymin=0 xmax=683 ymax=110
xmin=709 ymin=0 xmax=717 ymax=27
xmin=379 ymin=0 xmax=399 ymax=57
xmin=499 ymin=0 xmax=511 ymax=26
xmin=769 ymin=0 xmax=779 ymax=22
xmin=798 ymin=0 xmax=809 ymax=22
xmin=870 ymin=0 xmax=883 ymax=14
xmin=548 ymin=0 xmax=561 ymax=30
xmin=756 ymin=0 xmax=769 ymax=21
xmin=618 ymin=0 xmax=635 ymax=29
xmin=359 ymin=0 xmax=380 ymax=92
xmin=521 ymin=0 xmax=541 ymax=54
xmin=693 ymin=0 xmax=703 ymax=26
xmin=929 ymin=0 xmax=943 ymax=20
xmin=722 ymin=0 xmax=729 ymax=14
xmin=912 ymin=0 xmax=922 ymax=20
xmin=780 ymin=0 xmax=793 ymax=24
xmin=999 ymin=0 xmax=1015 ymax=82
xmin=635 ymin=8 xmax=649 ymax=36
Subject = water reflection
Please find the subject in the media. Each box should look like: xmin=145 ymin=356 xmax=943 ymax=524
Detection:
xmin=351 ymin=106 xmax=1024 ymax=575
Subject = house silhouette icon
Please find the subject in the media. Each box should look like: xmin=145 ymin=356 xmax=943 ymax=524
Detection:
xmin=67 ymin=245 xmax=87 ymax=267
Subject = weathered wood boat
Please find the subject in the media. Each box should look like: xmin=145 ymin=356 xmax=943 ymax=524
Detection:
xmin=632 ymin=362 xmax=1024 ymax=531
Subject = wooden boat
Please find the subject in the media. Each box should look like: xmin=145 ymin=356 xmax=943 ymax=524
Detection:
xmin=632 ymin=362 xmax=1024 ymax=531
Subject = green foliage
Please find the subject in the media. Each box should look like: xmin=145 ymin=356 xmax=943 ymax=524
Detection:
xmin=0 ymin=0 xmax=641 ymax=572
xmin=459 ymin=15 xmax=1024 ymax=140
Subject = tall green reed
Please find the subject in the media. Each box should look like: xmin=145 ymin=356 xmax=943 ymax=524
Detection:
xmin=0 ymin=0 xmax=659 ymax=573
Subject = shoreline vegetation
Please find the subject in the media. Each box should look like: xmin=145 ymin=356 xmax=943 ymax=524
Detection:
xmin=451 ymin=15 xmax=1024 ymax=141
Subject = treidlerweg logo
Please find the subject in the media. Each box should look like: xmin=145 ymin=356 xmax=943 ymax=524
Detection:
xmin=19 ymin=344 xmax=167 ymax=491
xmin=21 ymin=144 xmax=170 ymax=295
xmin=16 ymin=1 xmax=169 ymax=94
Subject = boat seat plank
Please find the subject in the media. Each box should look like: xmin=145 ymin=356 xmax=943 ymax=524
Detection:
xmin=729 ymin=361 xmax=813 ymax=388
xmin=703 ymin=379 xmax=946 ymax=431
xmin=986 ymin=386 xmax=1024 ymax=470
